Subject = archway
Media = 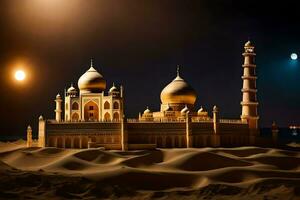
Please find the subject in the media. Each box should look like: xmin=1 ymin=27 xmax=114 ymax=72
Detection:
xmin=104 ymin=101 xmax=110 ymax=109
xmin=72 ymin=113 xmax=79 ymax=121
xmin=74 ymin=137 xmax=80 ymax=148
xmin=104 ymin=112 xmax=111 ymax=121
xmin=84 ymin=101 xmax=99 ymax=121
xmin=72 ymin=102 xmax=79 ymax=110
xmin=65 ymin=138 xmax=72 ymax=148
xmin=113 ymin=112 xmax=119 ymax=120
xmin=113 ymin=102 xmax=119 ymax=109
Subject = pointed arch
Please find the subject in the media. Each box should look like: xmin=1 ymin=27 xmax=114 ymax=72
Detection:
xmin=72 ymin=102 xmax=79 ymax=110
xmin=104 ymin=112 xmax=111 ymax=121
xmin=72 ymin=113 xmax=79 ymax=121
xmin=104 ymin=101 xmax=110 ymax=109
xmin=84 ymin=101 xmax=99 ymax=121
xmin=113 ymin=112 xmax=120 ymax=120
xmin=113 ymin=102 xmax=119 ymax=109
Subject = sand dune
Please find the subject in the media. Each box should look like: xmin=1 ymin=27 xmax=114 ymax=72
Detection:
xmin=0 ymin=142 xmax=299 ymax=199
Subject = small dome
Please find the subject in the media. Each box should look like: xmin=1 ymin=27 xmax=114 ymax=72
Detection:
xmin=109 ymin=83 xmax=118 ymax=93
xmin=197 ymin=107 xmax=204 ymax=114
xmin=144 ymin=107 xmax=151 ymax=114
xmin=39 ymin=115 xmax=44 ymax=120
xmin=56 ymin=94 xmax=61 ymax=98
xmin=164 ymin=104 xmax=172 ymax=111
xmin=181 ymin=105 xmax=189 ymax=115
xmin=78 ymin=60 xmax=106 ymax=94
xmin=67 ymin=85 xmax=76 ymax=93
xmin=160 ymin=68 xmax=197 ymax=105
xmin=245 ymin=40 xmax=252 ymax=47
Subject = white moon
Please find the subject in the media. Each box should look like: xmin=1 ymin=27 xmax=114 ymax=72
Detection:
xmin=291 ymin=53 xmax=298 ymax=60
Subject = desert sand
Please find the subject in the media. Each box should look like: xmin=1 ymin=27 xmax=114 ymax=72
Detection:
xmin=0 ymin=140 xmax=299 ymax=199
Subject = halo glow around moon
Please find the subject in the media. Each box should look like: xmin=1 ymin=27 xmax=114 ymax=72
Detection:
xmin=15 ymin=70 xmax=26 ymax=81
xmin=291 ymin=53 xmax=298 ymax=60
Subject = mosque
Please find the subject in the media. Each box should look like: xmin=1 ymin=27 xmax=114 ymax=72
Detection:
xmin=34 ymin=41 xmax=259 ymax=150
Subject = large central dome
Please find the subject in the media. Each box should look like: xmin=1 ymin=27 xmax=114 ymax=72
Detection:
xmin=78 ymin=61 xmax=106 ymax=94
xmin=160 ymin=71 xmax=197 ymax=105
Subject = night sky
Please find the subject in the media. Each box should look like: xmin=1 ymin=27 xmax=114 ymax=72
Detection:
xmin=0 ymin=0 xmax=300 ymax=137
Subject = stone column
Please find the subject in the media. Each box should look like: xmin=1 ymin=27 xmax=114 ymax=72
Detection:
xmin=55 ymin=94 xmax=62 ymax=122
xmin=213 ymin=106 xmax=219 ymax=134
xmin=27 ymin=125 xmax=32 ymax=147
xmin=186 ymin=111 xmax=192 ymax=148
xmin=121 ymin=116 xmax=128 ymax=151
xmin=38 ymin=115 xmax=46 ymax=147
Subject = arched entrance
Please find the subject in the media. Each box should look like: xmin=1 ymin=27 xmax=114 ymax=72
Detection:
xmin=72 ymin=113 xmax=79 ymax=121
xmin=84 ymin=101 xmax=99 ymax=121
xmin=113 ymin=112 xmax=119 ymax=120
xmin=104 ymin=112 xmax=111 ymax=121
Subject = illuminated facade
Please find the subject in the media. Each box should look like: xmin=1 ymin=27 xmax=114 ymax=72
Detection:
xmin=37 ymin=41 xmax=259 ymax=150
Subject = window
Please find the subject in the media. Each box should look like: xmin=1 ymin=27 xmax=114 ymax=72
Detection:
xmin=104 ymin=101 xmax=110 ymax=109
xmin=89 ymin=106 xmax=93 ymax=110
xmin=72 ymin=102 xmax=79 ymax=110
xmin=113 ymin=102 xmax=119 ymax=109
xmin=89 ymin=113 xmax=93 ymax=117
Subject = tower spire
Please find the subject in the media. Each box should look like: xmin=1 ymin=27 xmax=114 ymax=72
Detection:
xmin=176 ymin=65 xmax=180 ymax=77
xmin=90 ymin=58 xmax=93 ymax=68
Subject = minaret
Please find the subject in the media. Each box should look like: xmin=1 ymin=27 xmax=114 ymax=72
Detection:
xmin=27 ymin=125 xmax=32 ymax=147
xmin=55 ymin=94 xmax=62 ymax=122
xmin=241 ymin=41 xmax=259 ymax=130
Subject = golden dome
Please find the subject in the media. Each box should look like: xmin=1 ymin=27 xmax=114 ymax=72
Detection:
xmin=144 ymin=106 xmax=151 ymax=114
xmin=109 ymin=83 xmax=118 ymax=93
xmin=160 ymin=68 xmax=197 ymax=105
xmin=78 ymin=61 xmax=106 ymax=94
xmin=67 ymin=84 xmax=77 ymax=93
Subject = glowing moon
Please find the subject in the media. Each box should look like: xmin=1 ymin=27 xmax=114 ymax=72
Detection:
xmin=291 ymin=53 xmax=298 ymax=60
xmin=15 ymin=70 xmax=26 ymax=81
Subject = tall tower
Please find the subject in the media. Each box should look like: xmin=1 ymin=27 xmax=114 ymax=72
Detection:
xmin=241 ymin=40 xmax=259 ymax=130
xmin=55 ymin=94 xmax=62 ymax=121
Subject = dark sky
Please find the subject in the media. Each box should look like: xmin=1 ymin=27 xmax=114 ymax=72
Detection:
xmin=1 ymin=0 xmax=300 ymax=137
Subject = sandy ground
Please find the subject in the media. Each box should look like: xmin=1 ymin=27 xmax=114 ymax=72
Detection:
xmin=0 ymin=140 xmax=299 ymax=199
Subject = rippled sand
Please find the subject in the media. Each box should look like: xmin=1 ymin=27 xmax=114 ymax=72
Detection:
xmin=0 ymin=141 xmax=299 ymax=199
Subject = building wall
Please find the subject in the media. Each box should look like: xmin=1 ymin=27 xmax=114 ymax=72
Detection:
xmin=43 ymin=120 xmax=250 ymax=149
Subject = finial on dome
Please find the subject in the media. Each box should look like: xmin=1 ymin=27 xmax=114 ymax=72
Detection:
xmin=177 ymin=65 xmax=180 ymax=77
xmin=90 ymin=58 xmax=93 ymax=67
